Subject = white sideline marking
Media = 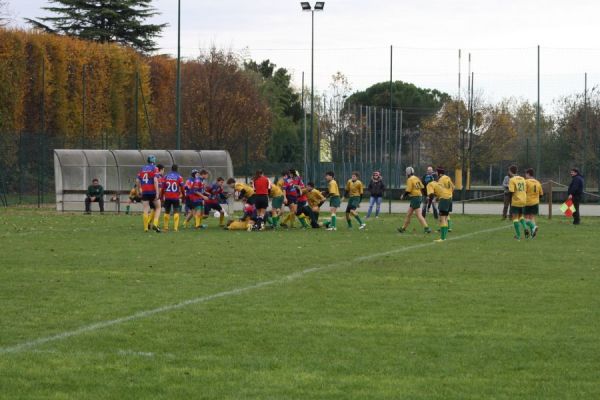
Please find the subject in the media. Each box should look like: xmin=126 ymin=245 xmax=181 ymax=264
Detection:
xmin=0 ymin=225 xmax=508 ymax=355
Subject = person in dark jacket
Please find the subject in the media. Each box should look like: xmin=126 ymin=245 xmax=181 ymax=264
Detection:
xmin=501 ymin=170 xmax=511 ymax=220
xmin=366 ymin=171 xmax=385 ymax=218
xmin=85 ymin=178 xmax=104 ymax=214
xmin=421 ymin=165 xmax=439 ymax=219
xmin=567 ymin=168 xmax=584 ymax=225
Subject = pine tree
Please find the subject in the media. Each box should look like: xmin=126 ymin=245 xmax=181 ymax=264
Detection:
xmin=26 ymin=0 xmax=167 ymax=53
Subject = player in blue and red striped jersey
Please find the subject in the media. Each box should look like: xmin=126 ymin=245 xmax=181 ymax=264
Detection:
xmin=281 ymin=170 xmax=298 ymax=227
xmin=183 ymin=169 xmax=209 ymax=229
xmin=204 ymin=177 xmax=226 ymax=227
xmin=292 ymin=171 xmax=311 ymax=228
xmin=147 ymin=163 xmax=165 ymax=230
xmin=160 ymin=164 xmax=185 ymax=232
xmin=137 ymin=155 xmax=161 ymax=232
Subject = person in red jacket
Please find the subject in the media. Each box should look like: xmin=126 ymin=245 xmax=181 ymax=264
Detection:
xmin=252 ymin=169 xmax=271 ymax=230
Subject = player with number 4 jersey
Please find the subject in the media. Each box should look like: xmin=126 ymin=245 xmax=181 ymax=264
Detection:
xmin=137 ymin=155 xmax=161 ymax=232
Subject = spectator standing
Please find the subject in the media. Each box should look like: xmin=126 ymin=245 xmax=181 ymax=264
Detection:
xmin=567 ymin=168 xmax=584 ymax=225
xmin=501 ymin=170 xmax=511 ymax=219
xmin=85 ymin=178 xmax=104 ymax=214
xmin=366 ymin=171 xmax=385 ymax=218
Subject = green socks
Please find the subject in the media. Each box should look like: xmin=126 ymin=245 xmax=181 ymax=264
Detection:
xmin=299 ymin=215 xmax=309 ymax=228
xmin=513 ymin=220 xmax=521 ymax=239
xmin=347 ymin=218 xmax=352 ymax=228
xmin=125 ymin=205 xmax=130 ymax=214
xmin=331 ymin=215 xmax=337 ymax=228
xmin=354 ymin=215 xmax=363 ymax=225
xmin=440 ymin=226 xmax=448 ymax=240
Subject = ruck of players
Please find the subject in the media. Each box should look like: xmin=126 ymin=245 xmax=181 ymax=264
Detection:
xmin=134 ymin=155 xmax=544 ymax=241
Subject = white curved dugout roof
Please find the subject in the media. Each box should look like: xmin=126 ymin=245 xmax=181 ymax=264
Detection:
xmin=54 ymin=149 xmax=234 ymax=212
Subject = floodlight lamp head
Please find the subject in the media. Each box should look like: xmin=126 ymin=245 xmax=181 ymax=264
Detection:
xmin=300 ymin=2 xmax=311 ymax=11
xmin=314 ymin=1 xmax=325 ymax=10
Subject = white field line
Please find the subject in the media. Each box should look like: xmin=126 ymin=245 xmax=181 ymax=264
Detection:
xmin=0 ymin=225 xmax=509 ymax=355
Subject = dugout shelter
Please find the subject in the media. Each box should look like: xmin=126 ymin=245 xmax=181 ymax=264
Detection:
xmin=54 ymin=149 xmax=233 ymax=212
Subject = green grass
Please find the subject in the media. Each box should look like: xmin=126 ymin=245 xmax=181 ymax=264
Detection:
xmin=0 ymin=208 xmax=599 ymax=399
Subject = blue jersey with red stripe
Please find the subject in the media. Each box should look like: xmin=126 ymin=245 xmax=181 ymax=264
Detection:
xmin=185 ymin=177 xmax=205 ymax=203
xmin=283 ymin=177 xmax=300 ymax=199
xmin=137 ymin=164 xmax=159 ymax=194
xmin=205 ymin=183 xmax=224 ymax=205
xmin=162 ymin=172 xmax=184 ymax=200
xmin=293 ymin=176 xmax=307 ymax=202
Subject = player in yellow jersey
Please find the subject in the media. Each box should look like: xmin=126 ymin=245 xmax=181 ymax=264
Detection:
xmin=269 ymin=177 xmax=285 ymax=228
xmin=436 ymin=167 xmax=455 ymax=232
xmin=301 ymin=182 xmax=326 ymax=228
xmin=508 ymin=165 xmax=528 ymax=240
xmin=427 ymin=172 xmax=453 ymax=242
xmin=525 ymin=168 xmax=543 ymax=238
xmin=324 ymin=171 xmax=341 ymax=231
xmin=398 ymin=167 xmax=431 ymax=234
xmin=345 ymin=172 xmax=366 ymax=230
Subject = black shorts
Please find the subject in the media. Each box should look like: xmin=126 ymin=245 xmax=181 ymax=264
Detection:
xmin=286 ymin=196 xmax=298 ymax=205
xmin=163 ymin=199 xmax=181 ymax=214
xmin=254 ymin=194 xmax=269 ymax=209
xmin=246 ymin=194 xmax=256 ymax=205
xmin=129 ymin=196 xmax=142 ymax=203
xmin=204 ymin=202 xmax=223 ymax=215
xmin=142 ymin=193 xmax=156 ymax=202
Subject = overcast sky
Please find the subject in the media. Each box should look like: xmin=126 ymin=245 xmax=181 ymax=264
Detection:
xmin=8 ymin=0 xmax=600 ymax=110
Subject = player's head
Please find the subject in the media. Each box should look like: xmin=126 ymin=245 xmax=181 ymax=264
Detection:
xmin=226 ymin=178 xmax=236 ymax=187
xmin=427 ymin=165 xmax=434 ymax=174
xmin=199 ymin=169 xmax=209 ymax=179
xmin=351 ymin=171 xmax=359 ymax=181
xmin=281 ymin=170 xmax=289 ymax=178
xmin=289 ymin=169 xmax=298 ymax=177
xmin=191 ymin=169 xmax=199 ymax=178
xmin=147 ymin=155 xmax=156 ymax=164
xmin=306 ymin=181 xmax=315 ymax=190
xmin=216 ymin=177 xmax=224 ymax=187
xmin=325 ymin=171 xmax=334 ymax=181
xmin=436 ymin=166 xmax=445 ymax=176
xmin=405 ymin=166 xmax=414 ymax=177
xmin=509 ymin=165 xmax=517 ymax=176
xmin=92 ymin=178 xmax=99 ymax=186
xmin=525 ymin=168 xmax=534 ymax=178
xmin=156 ymin=163 xmax=165 ymax=174
xmin=171 ymin=164 xmax=178 ymax=172
xmin=254 ymin=169 xmax=264 ymax=179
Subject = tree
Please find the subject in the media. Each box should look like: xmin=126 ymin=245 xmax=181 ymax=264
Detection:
xmin=26 ymin=0 xmax=166 ymax=53
xmin=244 ymin=59 xmax=304 ymax=163
xmin=345 ymin=81 xmax=450 ymax=129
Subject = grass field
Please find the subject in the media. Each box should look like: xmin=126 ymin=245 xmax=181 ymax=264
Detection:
xmin=1 ymin=208 xmax=599 ymax=399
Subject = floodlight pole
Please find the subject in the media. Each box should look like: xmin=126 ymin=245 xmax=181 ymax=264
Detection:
xmin=176 ymin=0 xmax=182 ymax=150
xmin=310 ymin=8 xmax=315 ymax=180
xmin=302 ymin=71 xmax=307 ymax=177
xmin=583 ymin=72 xmax=588 ymax=185
xmin=388 ymin=45 xmax=393 ymax=214
xmin=536 ymin=45 xmax=541 ymax=177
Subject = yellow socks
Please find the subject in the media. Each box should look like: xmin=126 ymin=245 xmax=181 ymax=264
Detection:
xmin=163 ymin=214 xmax=170 ymax=231
xmin=143 ymin=213 xmax=149 ymax=231
xmin=173 ymin=213 xmax=180 ymax=231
